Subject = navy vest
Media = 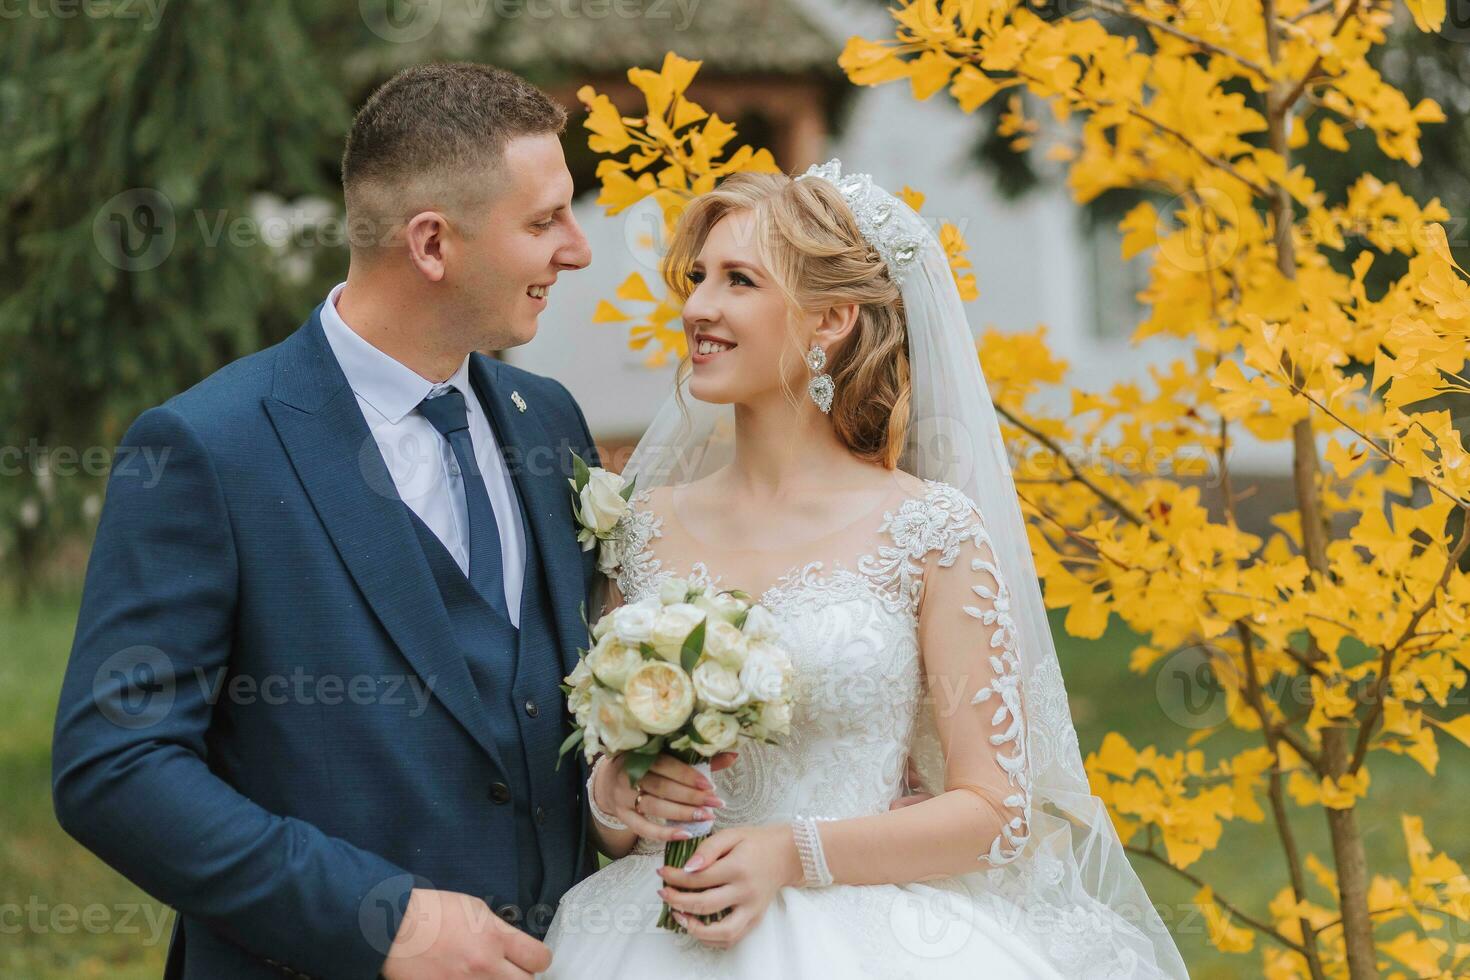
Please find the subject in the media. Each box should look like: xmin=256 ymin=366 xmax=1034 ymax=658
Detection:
xmin=402 ymin=375 xmax=583 ymax=935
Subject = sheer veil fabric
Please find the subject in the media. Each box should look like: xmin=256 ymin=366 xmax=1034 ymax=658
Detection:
xmin=613 ymin=160 xmax=1189 ymax=978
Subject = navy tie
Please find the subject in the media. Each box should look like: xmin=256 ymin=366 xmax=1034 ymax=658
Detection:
xmin=417 ymin=387 xmax=512 ymax=623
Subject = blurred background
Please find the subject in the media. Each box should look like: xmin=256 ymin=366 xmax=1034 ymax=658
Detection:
xmin=3 ymin=0 xmax=1467 ymax=976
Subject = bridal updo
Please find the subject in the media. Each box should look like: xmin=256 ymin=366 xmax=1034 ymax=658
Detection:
xmin=663 ymin=171 xmax=913 ymax=469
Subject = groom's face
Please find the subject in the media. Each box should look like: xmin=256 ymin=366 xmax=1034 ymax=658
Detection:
xmin=453 ymin=133 xmax=591 ymax=350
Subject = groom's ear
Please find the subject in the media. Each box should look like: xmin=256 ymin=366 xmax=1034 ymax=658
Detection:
xmin=814 ymin=302 xmax=861 ymax=348
xmin=404 ymin=210 xmax=452 ymax=281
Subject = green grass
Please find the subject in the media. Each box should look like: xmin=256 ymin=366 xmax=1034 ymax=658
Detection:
xmin=4 ymin=594 xmax=1464 ymax=978
xmin=1 ymin=593 xmax=171 ymax=980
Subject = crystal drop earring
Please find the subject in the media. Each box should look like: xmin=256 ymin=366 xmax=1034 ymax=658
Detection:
xmin=806 ymin=343 xmax=834 ymax=414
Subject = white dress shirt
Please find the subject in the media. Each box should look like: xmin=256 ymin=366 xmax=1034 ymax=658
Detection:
xmin=319 ymin=281 xmax=526 ymax=626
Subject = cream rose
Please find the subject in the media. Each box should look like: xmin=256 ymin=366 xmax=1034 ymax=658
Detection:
xmin=741 ymin=604 xmax=780 ymax=642
xmin=610 ymin=596 xmax=661 ymax=647
xmin=589 ymin=687 xmax=649 ymax=753
xmin=659 ymin=576 xmax=692 ymax=606
xmin=753 ymin=698 xmax=793 ymax=738
xmin=694 ymin=590 xmax=746 ymax=625
xmin=692 ymin=658 xmax=748 ymax=711
xmin=702 ymin=619 xmax=748 ymax=670
xmin=650 ymin=602 xmax=707 ymax=661
xmin=576 ymin=468 xmax=629 ymax=536
xmin=690 ymin=709 xmax=740 ymax=757
xmin=739 ymin=640 xmax=794 ymax=702
xmin=622 ymin=660 xmax=696 ymax=734
xmin=586 ymin=633 xmax=644 ymax=691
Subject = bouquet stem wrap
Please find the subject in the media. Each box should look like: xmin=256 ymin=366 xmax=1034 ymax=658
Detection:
xmin=656 ymin=757 xmax=723 ymax=933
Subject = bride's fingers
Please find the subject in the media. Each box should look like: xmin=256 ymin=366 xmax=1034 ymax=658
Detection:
xmin=624 ymin=810 xmax=693 ymax=844
xmin=658 ymin=882 xmax=738 ymax=917
xmin=637 ymin=794 xmax=714 ymax=826
xmin=638 ymin=771 xmax=721 ymax=808
xmin=673 ymin=907 xmax=746 ymax=947
xmin=649 ymin=754 xmax=717 ymax=793
xmin=708 ymin=751 xmax=738 ymax=772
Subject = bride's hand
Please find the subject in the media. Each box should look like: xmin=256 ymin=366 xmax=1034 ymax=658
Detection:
xmin=655 ymin=824 xmax=803 ymax=948
xmin=595 ymin=751 xmax=737 ymax=842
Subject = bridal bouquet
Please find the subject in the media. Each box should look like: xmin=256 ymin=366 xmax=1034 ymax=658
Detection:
xmin=558 ymin=577 xmax=795 ymax=931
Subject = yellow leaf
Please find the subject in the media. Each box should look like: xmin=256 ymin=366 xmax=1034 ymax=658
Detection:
xmin=1317 ymin=118 xmax=1350 ymax=152
xmin=950 ymin=65 xmax=1001 ymax=112
xmin=615 ymin=272 xmax=655 ymax=303
xmin=1119 ymin=201 xmax=1159 ymax=260
xmin=1402 ymin=0 xmax=1446 ymax=31
xmin=592 ymin=300 xmax=629 ymax=324
xmin=1194 ymin=886 xmax=1256 ymax=953
xmin=908 ymin=49 xmax=959 ymax=101
xmin=1425 ymin=714 xmax=1470 ymax=749
xmin=1093 ymin=732 xmax=1141 ymax=779
xmin=839 ymin=36 xmax=911 ymax=86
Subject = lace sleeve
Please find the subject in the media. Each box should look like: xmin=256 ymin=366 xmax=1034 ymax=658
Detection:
xmin=915 ymin=485 xmax=1032 ymax=866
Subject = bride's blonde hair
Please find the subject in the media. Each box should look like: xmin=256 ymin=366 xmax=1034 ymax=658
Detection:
xmin=662 ymin=171 xmax=912 ymax=469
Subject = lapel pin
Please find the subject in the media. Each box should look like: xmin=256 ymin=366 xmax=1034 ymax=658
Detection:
xmin=511 ymin=390 xmax=527 ymax=413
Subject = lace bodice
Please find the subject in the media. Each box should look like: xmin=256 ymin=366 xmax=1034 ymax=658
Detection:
xmin=605 ymin=478 xmax=1031 ymax=865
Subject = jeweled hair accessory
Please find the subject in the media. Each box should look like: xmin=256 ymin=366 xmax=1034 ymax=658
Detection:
xmin=796 ymin=158 xmax=930 ymax=286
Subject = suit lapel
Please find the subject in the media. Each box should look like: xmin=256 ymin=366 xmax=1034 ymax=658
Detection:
xmin=471 ymin=355 xmax=591 ymax=678
xmin=263 ymin=309 xmax=507 ymax=776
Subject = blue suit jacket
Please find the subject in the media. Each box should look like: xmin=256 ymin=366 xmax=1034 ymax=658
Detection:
xmin=51 ymin=306 xmax=603 ymax=979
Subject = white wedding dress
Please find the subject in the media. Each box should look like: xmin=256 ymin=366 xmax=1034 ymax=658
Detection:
xmin=543 ymin=477 xmax=1085 ymax=979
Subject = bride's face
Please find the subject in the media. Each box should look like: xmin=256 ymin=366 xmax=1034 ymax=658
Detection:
xmin=680 ymin=210 xmax=811 ymax=407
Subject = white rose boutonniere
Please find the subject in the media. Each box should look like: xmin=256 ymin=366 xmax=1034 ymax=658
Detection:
xmin=568 ymin=451 xmax=636 ymax=576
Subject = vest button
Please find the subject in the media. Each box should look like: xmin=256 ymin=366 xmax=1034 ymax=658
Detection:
xmin=534 ymin=805 xmax=547 ymax=825
xmin=524 ymin=699 xmax=539 ymax=718
xmin=496 ymin=902 xmax=520 ymax=924
xmin=488 ymin=782 xmax=511 ymax=804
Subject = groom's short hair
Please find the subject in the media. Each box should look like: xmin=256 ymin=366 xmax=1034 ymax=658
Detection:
xmin=341 ymin=62 xmax=568 ymax=255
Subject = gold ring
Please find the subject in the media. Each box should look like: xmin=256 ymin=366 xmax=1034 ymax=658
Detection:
xmin=633 ymin=784 xmax=645 ymax=815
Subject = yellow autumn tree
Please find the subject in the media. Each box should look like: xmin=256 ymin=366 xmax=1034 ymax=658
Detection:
xmin=577 ymin=18 xmax=1469 ymax=976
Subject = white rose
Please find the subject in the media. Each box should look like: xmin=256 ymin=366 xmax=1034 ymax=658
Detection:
xmin=586 ymin=633 xmax=644 ymax=691
xmin=589 ymin=687 xmax=649 ymax=753
xmin=659 ymin=576 xmax=692 ymax=606
xmin=739 ymin=640 xmax=794 ymax=703
xmin=568 ymin=676 xmax=595 ymax=728
xmin=694 ymin=590 xmax=746 ymax=625
xmin=702 ymin=620 xmax=748 ymax=670
xmin=752 ymin=698 xmax=792 ymax=738
xmin=576 ymin=468 xmax=629 ymax=535
xmin=596 ymin=534 xmax=624 ymax=577
xmin=610 ymin=596 xmax=661 ymax=647
xmin=692 ymin=658 xmax=748 ymax=711
xmin=622 ymin=660 xmax=696 ymax=734
xmin=564 ymin=656 xmax=592 ymax=689
xmin=690 ymin=709 xmax=740 ymax=757
xmin=741 ymin=604 xmax=780 ymax=642
xmin=650 ymin=602 xmax=707 ymax=661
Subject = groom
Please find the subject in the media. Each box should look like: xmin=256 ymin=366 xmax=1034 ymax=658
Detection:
xmin=53 ymin=64 xmax=601 ymax=978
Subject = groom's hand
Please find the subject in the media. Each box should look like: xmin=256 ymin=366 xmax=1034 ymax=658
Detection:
xmin=382 ymin=888 xmax=551 ymax=979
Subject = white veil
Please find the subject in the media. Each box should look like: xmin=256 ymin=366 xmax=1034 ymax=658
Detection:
xmin=619 ymin=160 xmax=1189 ymax=978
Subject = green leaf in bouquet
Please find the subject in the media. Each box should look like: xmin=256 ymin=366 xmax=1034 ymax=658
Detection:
xmin=639 ymin=641 xmax=660 ymax=660
xmin=622 ymin=740 xmax=662 ymax=785
xmin=733 ymin=609 xmax=749 ymax=630
xmin=620 ymin=473 xmax=638 ymax=501
xmin=554 ymin=728 xmax=584 ymax=768
xmin=685 ymin=724 xmax=707 ymax=744
xmin=571 ymin=451 xmax=592 ymax=493
xmin=721 ymin=588 xmax=751 ymax=601
xmin=680 ymin=619 xmax=706 ymax=675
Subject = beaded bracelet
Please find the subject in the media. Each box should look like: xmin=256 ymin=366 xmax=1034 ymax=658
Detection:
xmin=791 ymin=816 xmax=833 ymax=887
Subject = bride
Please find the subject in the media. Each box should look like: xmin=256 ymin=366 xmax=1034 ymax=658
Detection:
xmin=542 ymin=160 xmax=1189 ymax=978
